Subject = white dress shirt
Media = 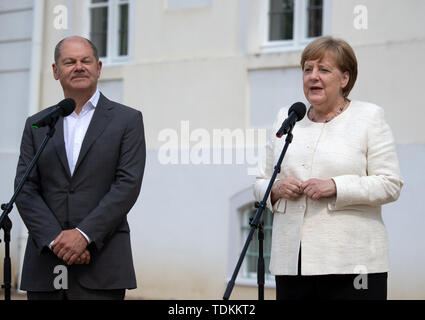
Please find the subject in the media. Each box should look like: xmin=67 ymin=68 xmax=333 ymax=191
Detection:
xmin=64 ymin=89 xmax=100 ymax=176
xmin=50 ymin=89 xmax=100 ymax=248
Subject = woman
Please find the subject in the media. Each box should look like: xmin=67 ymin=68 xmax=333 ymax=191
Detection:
xmin=254 ymin=36 xmax=403 ymax=300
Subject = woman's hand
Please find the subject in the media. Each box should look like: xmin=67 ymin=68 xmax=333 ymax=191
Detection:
xmin=271 ymin=177 xmax=304 ymax=204
xmin=301 ymin=179 xmax=336 ymax=200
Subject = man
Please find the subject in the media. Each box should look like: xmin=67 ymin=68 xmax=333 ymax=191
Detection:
xmin=14 ymin=36 xmax=146 ymax=300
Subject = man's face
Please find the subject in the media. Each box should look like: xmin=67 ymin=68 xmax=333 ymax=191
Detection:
xmin=53 ymin=38 xmax=102 ymax=95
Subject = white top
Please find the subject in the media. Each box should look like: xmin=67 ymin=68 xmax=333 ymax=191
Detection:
xmin=254 ymin=100 xmax=403 ymax=275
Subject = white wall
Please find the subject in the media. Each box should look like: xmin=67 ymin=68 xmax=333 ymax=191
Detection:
xmin=385 ymin=145 xmax=425 ymax=299
xmin=125 ymin=150 xmax=256 ymax=299
xmin=0 ymin=0 xmax=34 ymax=289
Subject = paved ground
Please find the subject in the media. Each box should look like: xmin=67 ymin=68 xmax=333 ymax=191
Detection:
xmin=0 ymin=291 xmax=27 ymax=300
xmin=0 ymin=290 xmax=147 ymax=300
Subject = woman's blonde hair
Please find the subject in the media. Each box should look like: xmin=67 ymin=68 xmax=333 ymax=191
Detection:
xmin=300 ymin=36 xmax=358 ymax=98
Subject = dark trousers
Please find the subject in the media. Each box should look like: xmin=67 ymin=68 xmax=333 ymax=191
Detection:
xmin=276 ymin=272 xmax=387 ymax=300
xmin=27 ymin=270 xmax=125 ymax=300
xmin=275 ymin=246 xmax=388 ymax=300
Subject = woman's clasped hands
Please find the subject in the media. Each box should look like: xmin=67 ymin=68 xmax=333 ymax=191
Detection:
xmin=271 ymin=177 xmax=336 ymax=204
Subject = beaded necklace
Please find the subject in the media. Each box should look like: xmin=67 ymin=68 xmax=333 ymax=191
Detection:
xmin=308 ymin=99 xmax=348 ymax=123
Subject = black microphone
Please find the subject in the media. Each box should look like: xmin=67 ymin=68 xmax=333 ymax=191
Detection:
xmin=276 ymin=102 xmax=307 ymax=138
xmin=32 ymin=98 xmax=76 ymax=129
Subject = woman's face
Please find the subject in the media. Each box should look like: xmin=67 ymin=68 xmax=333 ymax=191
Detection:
xmin=302 ymin=54 xmax=349 ymax=108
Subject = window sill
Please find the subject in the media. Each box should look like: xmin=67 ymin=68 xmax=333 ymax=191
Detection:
xmin=246 ymin=50 xmax=301 ymax=70
xmin=261 ymin=38 xmax=317 ymax=54
xmin=261 ymin=43 xmax=305 ymax=54
xmin=247 ymin=37 xmax=320 ymax=70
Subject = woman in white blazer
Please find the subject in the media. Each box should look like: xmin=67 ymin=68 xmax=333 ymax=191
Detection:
xmin=254 ymin=36 xmax=403 ymax=300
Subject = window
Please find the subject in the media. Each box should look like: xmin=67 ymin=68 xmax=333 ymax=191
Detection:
xmin=239 ymin=204 xmax=274 ymax=282
xmin=89 ymin=0 xmax=130 ymax=63
xmin=269 ymin=0 xmax=295 ymax=41
xmin=264 ymin=0 xmax=331 ymax=50
xmin=227 ymin=188 xmax=275 ymax=287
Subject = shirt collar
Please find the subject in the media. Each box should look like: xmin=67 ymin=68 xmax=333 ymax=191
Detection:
xmin=77 ymin=89 xmax=99 ymax=114
xmin=88 ymin=88 xmax=100 ymax=109
xmin=67 ymin=89 xmax=100 ymax=118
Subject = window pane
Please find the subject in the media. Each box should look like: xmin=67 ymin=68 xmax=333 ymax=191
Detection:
xmin=90 ymin=7 xmax=108 ymax=57
xmin=307 ymin=0 xmax=323 ymax=38
xmin=269 ymin=0 xmax=294 ymax=41
xmin=118 ymin=4 xmax=129 ymax=56
xmin=91 ymin=0 xmax=107 ymax=3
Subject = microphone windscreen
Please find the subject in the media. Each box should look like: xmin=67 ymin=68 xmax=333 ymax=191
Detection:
xmin=58 ymin=98 xmax=76 ymax=117
xmin=288 ymin=102 xmax=307 ymax=121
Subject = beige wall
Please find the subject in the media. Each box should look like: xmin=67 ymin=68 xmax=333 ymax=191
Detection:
xmin=332 ymin=0 xmax=425 ymax=144
xmin=134 ymin=0 xmax=242 ymax=61
xmin=333 ymin=0 xmax=425 ymax=45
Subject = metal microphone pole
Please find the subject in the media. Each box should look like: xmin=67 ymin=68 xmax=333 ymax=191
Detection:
xmin=223 ymin=125 xmax=295 ymax=300
xmin=0 ymin=117 xmax=59 ymax=300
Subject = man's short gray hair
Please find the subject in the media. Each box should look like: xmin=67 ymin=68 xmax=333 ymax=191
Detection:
xmin=54 ymin=36 xmax=99 ymax=64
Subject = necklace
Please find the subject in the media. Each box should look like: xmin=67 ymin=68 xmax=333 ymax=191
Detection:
xmin=308 ymin=99 xmax=348 ymax=123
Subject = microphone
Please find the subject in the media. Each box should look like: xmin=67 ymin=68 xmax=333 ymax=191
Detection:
xmin=276 ymin=102 xmax=306 ymax=138
xmin=32 ymin=98 xmax=76 ymax=129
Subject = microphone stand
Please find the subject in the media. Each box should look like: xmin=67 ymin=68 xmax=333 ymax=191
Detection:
xmin=0 ymin=117 xmax=59 ymax=300
xmin=223 ymin=125 xmax=295 ymax=300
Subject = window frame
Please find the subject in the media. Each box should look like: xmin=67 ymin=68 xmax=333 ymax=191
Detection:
xmin=87 ymin=0 xmax=133 ymax=65
xmin=261 ymin=0 xmax=333 ymax=52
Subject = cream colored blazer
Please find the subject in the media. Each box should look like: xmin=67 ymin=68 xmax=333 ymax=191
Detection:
xmin=254 ymin=100 xmax=403 ymax=275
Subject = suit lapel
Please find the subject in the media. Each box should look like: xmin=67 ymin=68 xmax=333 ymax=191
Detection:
xmin=52 ymin=117 xmax=72 ymax=178
xmin=73 ymin=93 xmax=113 ymax=176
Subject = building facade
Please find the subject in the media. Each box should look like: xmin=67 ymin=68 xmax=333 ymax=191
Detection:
xmin=0 ymin=0 xmax=424 ymax=299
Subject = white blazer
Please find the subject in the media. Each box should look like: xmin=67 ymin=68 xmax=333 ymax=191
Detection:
xmin=254 ymin=100 xmax=403 ymax=275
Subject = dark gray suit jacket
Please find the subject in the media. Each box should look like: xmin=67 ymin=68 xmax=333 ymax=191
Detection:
xmin=14 ymin=93 xmax=146 ymax=291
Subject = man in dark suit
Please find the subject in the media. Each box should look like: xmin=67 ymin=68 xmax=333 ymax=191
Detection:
xmin=14 ymin=36 xmax=146 ymax=300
